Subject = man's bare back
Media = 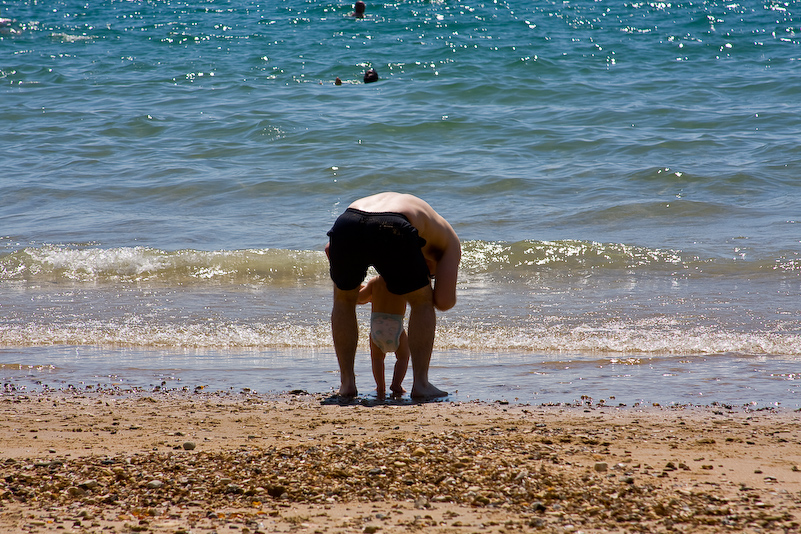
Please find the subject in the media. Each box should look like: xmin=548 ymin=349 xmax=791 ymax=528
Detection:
xmin=348 ymin=192 xmax=461 ymax=311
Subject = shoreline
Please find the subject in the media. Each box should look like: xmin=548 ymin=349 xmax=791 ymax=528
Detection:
xmin=1 ymin=390 xmax=800 ymax=533
xmin=4 ymin=349 xmax=800 ymax=412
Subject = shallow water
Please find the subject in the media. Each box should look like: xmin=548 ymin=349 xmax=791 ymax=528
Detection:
xmin=2 ymin=346 xmax=799 ymax=408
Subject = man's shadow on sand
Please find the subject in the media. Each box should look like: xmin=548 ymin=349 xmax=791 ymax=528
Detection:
xmin=320 ymin=394 xmax=449 ymax=406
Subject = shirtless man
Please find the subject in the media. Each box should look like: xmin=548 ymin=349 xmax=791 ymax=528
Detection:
xmin=326 ymin=192 xmax=461 ymax=399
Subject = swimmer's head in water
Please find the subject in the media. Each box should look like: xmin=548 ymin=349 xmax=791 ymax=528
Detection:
xmin=364 ymin=68 xmax=379 ymax=83
xmin=354 ymin=1 xmax=366 ymax=17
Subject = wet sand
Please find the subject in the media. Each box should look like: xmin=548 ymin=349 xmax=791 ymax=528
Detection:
xmin=1 ymin=390 xmax=800 ymax=533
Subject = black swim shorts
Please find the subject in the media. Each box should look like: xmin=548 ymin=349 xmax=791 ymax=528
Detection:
xmin=327 ymin=208 xmax=430 ymax=295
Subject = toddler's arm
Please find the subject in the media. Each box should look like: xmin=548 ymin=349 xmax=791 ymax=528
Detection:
xmin=357 ymin=277 xmax=377 ymax=305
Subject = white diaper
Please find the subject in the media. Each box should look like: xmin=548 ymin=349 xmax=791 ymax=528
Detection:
xmin=370 ymin=312 xmax=404 ymax=353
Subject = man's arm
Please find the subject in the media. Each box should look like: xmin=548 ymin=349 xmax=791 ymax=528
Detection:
xmin=432 ymin=239 xmax=461 ymax=311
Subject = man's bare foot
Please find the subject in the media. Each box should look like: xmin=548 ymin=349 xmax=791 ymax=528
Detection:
xmin=410 ymin=381 xmax=447 ymax=399
xmin=338 ymin=384 xmax=357 ymax=397
xmin=390 ymin=384 xmax=406 ymax=395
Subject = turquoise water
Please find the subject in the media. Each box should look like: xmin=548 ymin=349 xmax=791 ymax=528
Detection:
xmin=1 ymin=0 xmax=800 ymax=406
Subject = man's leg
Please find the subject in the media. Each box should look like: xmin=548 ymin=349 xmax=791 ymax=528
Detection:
xmin=331 ymin=286 xmax=360 ymax=397
xmin=405 ymin=285 xmax=447 ymax=399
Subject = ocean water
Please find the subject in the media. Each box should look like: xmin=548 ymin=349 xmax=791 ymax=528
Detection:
xmin=1 ymin=0 xmax=800 ymax=407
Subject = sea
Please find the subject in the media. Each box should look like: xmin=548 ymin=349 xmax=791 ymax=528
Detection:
xmin=1 ymin=0 xmax=800 ymax=408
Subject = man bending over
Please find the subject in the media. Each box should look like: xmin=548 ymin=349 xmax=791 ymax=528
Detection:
xmin=326 ymin=192 xmax=461 ymax=399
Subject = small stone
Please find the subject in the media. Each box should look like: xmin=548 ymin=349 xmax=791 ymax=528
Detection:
xmin=225 ymin=484 xmax=244 ymax=494
xmin=267 ymin=485 xmax=286 ymax=498
xmin=411 ymin=447 xmax=426 ymax=457
xmin=78 ymin=480 xmax=99 ymax=490
xmin=183 ymin=442 xmax=196 ymax=450
xmin=68 ymin=486 xmax=87 ymax=497
xmin=594 ymin=462 xmax=608 ymax=472
xmin=146 ymin=480 xmax=163 ymax=489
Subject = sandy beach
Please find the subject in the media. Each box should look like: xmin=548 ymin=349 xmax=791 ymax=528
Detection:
xmin=1 ymin=390 xmax=800 ymax=533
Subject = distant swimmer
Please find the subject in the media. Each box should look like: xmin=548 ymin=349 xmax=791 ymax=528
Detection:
xmin=331 ymin=71 xmax=377 ymax=85
xmin=363 ymin=68 xmax=379 ymax=83
xmin=326 ymin=192 xmax=461 ymax=399
xmin=350 ymin=1 xmax=366 ymax=18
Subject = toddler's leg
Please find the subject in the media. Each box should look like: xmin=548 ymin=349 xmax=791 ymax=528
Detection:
xmin=390 ymin=331 xmax=410 ymax=395
xmin=370 ymin=336 xmax=387 ymax=397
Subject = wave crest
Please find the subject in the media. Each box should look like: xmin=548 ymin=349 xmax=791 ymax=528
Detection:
xmin=0 ymin=246 xmax=329 ymax=285
xmin=2 ymin=240 xmax=798 ymax=286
